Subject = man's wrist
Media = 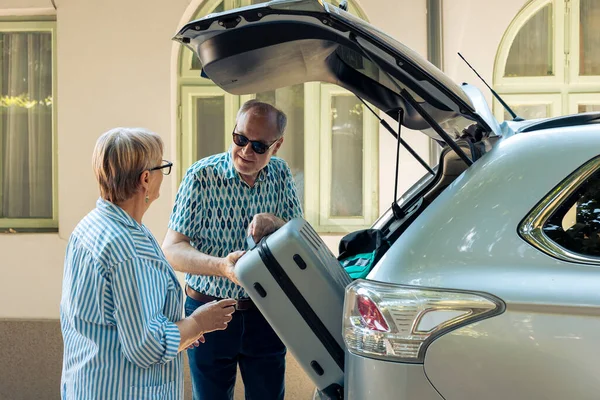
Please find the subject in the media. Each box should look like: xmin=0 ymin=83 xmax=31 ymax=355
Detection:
xmin=216 ymin=257 xmax=229 ymax=277
xmin=271 ymin=214 xmax=285 ymax=229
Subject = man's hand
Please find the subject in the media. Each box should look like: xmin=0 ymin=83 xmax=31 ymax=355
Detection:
xmin=247 ymin=213 xmax=285 ymax=244
xmin=219 ymin=251 xmax=245 ymax=286
xmin=189 ymin=298 xmax=237 ymax=334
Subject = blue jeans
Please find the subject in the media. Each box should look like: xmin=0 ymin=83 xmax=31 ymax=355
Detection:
xmin=185 ymin=295 xmax=286 ymax=400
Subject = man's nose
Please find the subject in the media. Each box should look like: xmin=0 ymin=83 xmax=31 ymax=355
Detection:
xmin=241 ymin=142 xmax=254 ymax=156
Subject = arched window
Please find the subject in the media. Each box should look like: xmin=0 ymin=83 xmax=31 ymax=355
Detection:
xmin=177 ymin=0 xmax=378 ymax=233
xmin=494 ymin=0 xmax=600 ymax=120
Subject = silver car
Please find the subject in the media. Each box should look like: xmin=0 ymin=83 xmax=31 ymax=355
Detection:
xmin=174 ymin=1 xmax=600 ymax=399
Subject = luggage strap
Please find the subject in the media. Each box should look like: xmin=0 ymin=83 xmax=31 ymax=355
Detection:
xmin=258 ymin=242 xmax=345 ymax=372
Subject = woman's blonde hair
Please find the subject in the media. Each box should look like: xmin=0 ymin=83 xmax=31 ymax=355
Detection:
xmin=92 ymin=127 xmax=163 ymax=203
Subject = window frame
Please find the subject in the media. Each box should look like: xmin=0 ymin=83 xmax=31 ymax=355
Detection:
xmin=492 ymin=93 xmax=562 ymax=121
xmin=180 ymin=85 xmax=239 ymax=172
xmin=318 ymin=83 xmax=379 ymax=232
xmin=568 ymin=93 xmax=600 ymax=114
xmin=178 ymin=0 xmax=232 ymax=81
xmin=176 ymin=0 xmax=378 ymax=233
xmin=494 ymin=0 xmax=600 ymax=120
xmin=0 ymin=20 xmax=58 ymax=231
xmin=494 ymin=0 xmax=565 ymax=91
xmin=568 ymin=0 xmax=600 ymax=87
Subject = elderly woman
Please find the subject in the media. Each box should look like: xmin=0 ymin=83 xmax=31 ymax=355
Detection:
xmin=60 ymin=127 xmax=236 ymax=399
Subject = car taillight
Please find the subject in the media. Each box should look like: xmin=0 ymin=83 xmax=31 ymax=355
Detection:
xmin=343 ymin=280 xmax=504 ymax=363
xmin=357 ymin=294 xmax=390 ymax=332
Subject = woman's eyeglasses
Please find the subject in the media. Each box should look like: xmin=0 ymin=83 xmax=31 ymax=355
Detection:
xmin=232 ymin=130 xmax=280 ymax=155
xmin=149 ymin=160 xmax=173 ymax=175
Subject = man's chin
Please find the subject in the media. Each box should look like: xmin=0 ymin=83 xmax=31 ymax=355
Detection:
xmin=233 ymin=162 xmax=256 ymax=176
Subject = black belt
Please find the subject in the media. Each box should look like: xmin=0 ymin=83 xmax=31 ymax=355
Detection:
xmin=185 ymin=285 xmax=254 ymax=311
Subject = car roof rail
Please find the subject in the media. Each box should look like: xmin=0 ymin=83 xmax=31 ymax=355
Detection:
xmin=520 ymin=112 xmax=600 ymax=133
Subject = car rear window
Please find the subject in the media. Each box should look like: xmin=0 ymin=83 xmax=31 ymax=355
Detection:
xmin=543 ymin=169 xmax=600 ymax=257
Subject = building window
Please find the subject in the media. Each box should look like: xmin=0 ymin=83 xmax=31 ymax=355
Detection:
xmin=494 ymin=0 xmax=600 ymax=120
xmin=177 ymin=0 xmax=378 ymax=233
xmin=0 ymin=21 xmax=57 ymax=231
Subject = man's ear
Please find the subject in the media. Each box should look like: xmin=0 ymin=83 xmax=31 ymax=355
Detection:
xmin=271 ymin=137 xmax=284 ymax=156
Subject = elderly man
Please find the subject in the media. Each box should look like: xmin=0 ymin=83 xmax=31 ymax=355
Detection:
xmin=163 ymin=100 xmax=303 ymax=400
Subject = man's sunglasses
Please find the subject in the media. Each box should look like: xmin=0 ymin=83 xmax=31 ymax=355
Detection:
xmin=149 ymin=160 xmax=173 ymax=175
xmin=232 ymin=131 xmax=280 ymax=155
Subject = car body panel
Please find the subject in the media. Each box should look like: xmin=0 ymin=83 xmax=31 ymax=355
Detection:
xmin=424 ymin=309 xmax=600 ymax=400
xmin=369 ymin=124 xmax=600 ymax=306
xmin=344 ymin=354 xmax=443 ymax=400
xmin=358 ymin=124 xmax=600 ymax=399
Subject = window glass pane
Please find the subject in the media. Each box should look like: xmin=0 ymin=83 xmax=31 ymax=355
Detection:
xmin=579 ymin=0 xmax=600 ymax=76
xmin=330 ymin=95 xmax=363 ymax=217
xmin=578 ymin=104 xmax=600 ymax=113
xmin=213 ymin=1 xmax=225 ymax=13
xmin=505 ymin=4 xmax=553 ymax=77
xmin=503 ymin=104 xmax=550 ymax=120
xmin=256 ymin=85 xmax=305 ymax=205
xmin=195 ymin=96 xmax=225 ymax=160
xmin=191 ymin=53 xmax=202 ymax=70
xmin=543 ymin=169 xmax=600 ymax=257
xmin=256 ymin=91 xmax=276 ymax=105
xmin=0 ymin=31 xmax=53 ymax=219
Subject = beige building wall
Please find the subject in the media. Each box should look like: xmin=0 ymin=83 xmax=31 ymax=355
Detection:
xmin=443 ymin=0 xmax=530 ymax=108
xmin=0 ymin=0 xmax=526 ymax=398
xmin=0 ymin=0 xmax=190 ymax=320
xmin=0 ymin=0 xmax=431 ymax=319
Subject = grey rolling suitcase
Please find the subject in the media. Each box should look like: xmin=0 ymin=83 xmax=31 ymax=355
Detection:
xmin=235 ymin=218 xmax=351 ymax=400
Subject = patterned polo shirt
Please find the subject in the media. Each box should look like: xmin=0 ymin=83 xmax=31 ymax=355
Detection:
xmin=169 ymin=149 xmax=303 ymax=299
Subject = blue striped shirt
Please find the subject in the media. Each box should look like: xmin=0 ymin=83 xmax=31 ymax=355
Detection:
xmin=60 ymin=198 xmax=184 ymax=399
xmin=169 ymin=150 xmax=303 ymax=299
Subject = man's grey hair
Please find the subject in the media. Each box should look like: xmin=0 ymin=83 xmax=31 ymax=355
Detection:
xmin=236 ymin=99 xmax=287 ymax=137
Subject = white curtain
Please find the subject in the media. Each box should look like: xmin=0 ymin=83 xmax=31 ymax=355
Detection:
xmin=1 ymin=32 xmax=53 ymax=219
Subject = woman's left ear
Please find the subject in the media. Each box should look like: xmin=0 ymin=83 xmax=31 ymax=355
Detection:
xmin=139 ymin=170 xmax=150 ymax=190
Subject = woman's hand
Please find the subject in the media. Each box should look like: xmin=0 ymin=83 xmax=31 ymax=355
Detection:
xmin=190 ymin=298 xmax=237 ymax=334
xmin=187 ymin=334 xmax=205 ymax=349
xmin=177 ymin=299 xmax=236 ymax=352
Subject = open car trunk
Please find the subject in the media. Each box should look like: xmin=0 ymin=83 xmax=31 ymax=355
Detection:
xmin=173 ymin=0 xmax=494 ymax=143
